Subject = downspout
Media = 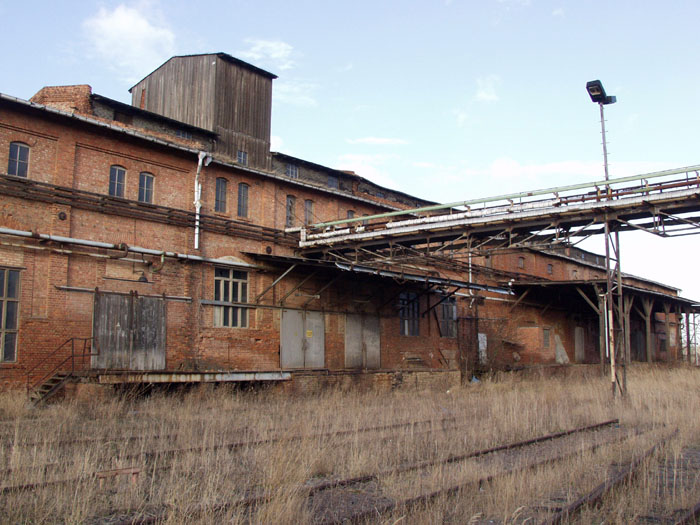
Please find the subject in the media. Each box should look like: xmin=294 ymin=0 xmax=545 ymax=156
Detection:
xmin=194 ymin=151 xmax=211 ymax=250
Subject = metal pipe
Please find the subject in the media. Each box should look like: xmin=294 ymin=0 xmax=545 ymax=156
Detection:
xmin=0 ymin=227 xmax=258 ymax=269
xmin=193 ymin=151 xmax=209 ymax=250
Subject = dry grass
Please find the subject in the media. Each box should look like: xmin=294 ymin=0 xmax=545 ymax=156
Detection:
xmin=0 ymin=365 xmax=697 ymax=524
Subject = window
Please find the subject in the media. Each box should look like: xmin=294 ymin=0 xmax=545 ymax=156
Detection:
xmin=109 ymin=165 xmax=126 ymax=197
xmin=304 ymin=199 xmax=314 ymax=225
xmin=285 ymin=195 xmax=296 ymax=227
xmin=237 ymin=183 xmax=249 ymax=218
xmin=543 ymin=328 xmax=551 ymax=349
xmin=175 ymin=129 xmax=192 ymax=140
xmin=8 ymin=142 xmax=29 ymax=178
xmin=138 ymin=172 xmax=154 ymax=203
xmin=328 ymin=175 xmax=339 ymax=189
xmin=347 ymin=210 xmax=355 ymax=219
xmin=237 ymin=150 xmax=248 ymax=166
xmin=361 ymin=214 xmax=369 ymax=226
xmin=215 ymin=178 xmax=228 ymax=212
xmin=0 ymin=269 xmax=20 ymax=362
xmin=399 ymin=292 xmax=419 ymax=336
xmin=213 ymin=268 xmax=248 ymax=327
xmin=546 ymin=263 xmax=553 ymax=275
xmin=286 ymin=163 xmax=299 ymax=179
xmin=518 ymin=256 xmax=525 ymax=269
xmin=440 ymin=297 xmax=457 ymax=338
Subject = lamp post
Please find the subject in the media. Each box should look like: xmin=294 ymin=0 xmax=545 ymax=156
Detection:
xmin=586 ymin=79 xmax=625 ymax=397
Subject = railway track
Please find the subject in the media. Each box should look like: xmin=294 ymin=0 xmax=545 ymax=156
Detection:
xmin=83 ymin=419 xmax=624 ymax=524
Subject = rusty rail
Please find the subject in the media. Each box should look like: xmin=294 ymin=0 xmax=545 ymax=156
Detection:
xmin=539 ymin=430 xmax=678 ymax=525
xmin=96 ymin=419 xmax=623 ymax=525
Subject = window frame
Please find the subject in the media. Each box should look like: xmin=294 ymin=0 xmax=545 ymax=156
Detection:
xmin=439 ymin=296 xmax=458 ymax=338
xmin=109 ymin=165 xmax=126 ymax=198
xmin=347 ymin=210 xmax=355 ymax=220
xmin=215 ymin=177 xmax=228 ymax=213
xmin=285 ymin=163 xmax=299 ymax=179
xmin=285 ymin=195 xmax=296 ymax=228
xmin=213 ymin=268 xmax=248 ymax=328
xmin=304 ymin=199 xmax=314 ymax=226
xmin=0 ymin=268 xmax=20 ymax=363
xmin=237 ymin=150 xmax=248 ymax=166
xmin=327 ymin=175 xmax=339 ymax=189
xmin=138 ymin=172 xmax=154 ymax=203
xmin=8 ymin=142 xmax=29 ymax=178
xmin=543 ymin=328 xmax=551 ymax=349
xmin=399 ymin=292 xmax=420 ymax=336
xmin=237 ymin=182 xmax=249 ymax=218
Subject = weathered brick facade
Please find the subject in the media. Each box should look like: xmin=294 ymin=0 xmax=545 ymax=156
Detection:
xmin=0 ymin=54 xmax=689 ymax=391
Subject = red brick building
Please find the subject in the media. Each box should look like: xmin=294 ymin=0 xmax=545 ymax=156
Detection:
xmin=0 ymin=53 xmax=692 ymax=397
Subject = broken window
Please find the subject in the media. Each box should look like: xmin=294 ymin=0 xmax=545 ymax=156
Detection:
xmin=138 ymin=172 xmax=154 ymax=203
xmin=285 ymin=195 xmax=296 ymax=227
xmin=8 ymin=142 xmax=29 ymax=178
xmin=399 ymin=292 xmax=420 ymax=336
xmin=215 ymin=178 xmax=227 ymax=213
xmin=213 ymin=268 xmax=248 ymax=328
xmin=238 ymin=183 xmax=249 ymax=218
xmin=0 ymin=268 xmax=20 ymax=362
xmin=440 ymin=296 xmax=457 ymax=338
xmin=109 ymin=165 xmax=126 ymax=198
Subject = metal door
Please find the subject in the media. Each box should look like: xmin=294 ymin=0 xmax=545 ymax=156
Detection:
xmin=280 ymin=309 xmax=325 ymax=369
xmin=574 ymin=326 xmax=585 ymax=362
xmin=92 ymin=293 xmax=166 ymax=370
xmin=345 ymin=314 xmax=381 ymax=369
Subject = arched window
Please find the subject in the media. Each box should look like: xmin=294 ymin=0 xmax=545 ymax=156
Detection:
xmin=138 ymin=172 xmax=154 ymax=203
xmin=237 ymin=183 xmax=249 ymax=217
xmin=109 ymin=165 xmax=126 ymax=197
xmin=215 ymin=178 xmax=228 ymax=212
xmin=8 ymin=142 xmax=29 ymax=178
xmin=285 ymin=195 xmax=296 ymax=227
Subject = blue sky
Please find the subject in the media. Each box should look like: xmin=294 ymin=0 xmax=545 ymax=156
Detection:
xmin=2 ymin=0 xmax=700 ymax=301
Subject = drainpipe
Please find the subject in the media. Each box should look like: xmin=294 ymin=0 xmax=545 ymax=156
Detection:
xmin=194 ymin=151 xmax=212 ymax=250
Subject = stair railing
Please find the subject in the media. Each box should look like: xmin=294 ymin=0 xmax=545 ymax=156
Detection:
xmin=26 ymin=337 xmax=99 ymax=396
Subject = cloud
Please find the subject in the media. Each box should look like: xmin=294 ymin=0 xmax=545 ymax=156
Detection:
xmin=346 ymin=137 xmax=408 ymax=145
xmin=336 ymin=63 xmax=353 ymax=73
xmin=336 ymin=153 xmax=400 ymax=189
xmin=273 ymin=80 xmax=318 ymax=107
xmin=475 ymin=75 xmax=501 ymax=102
xmin=83 ymin=4 xmax=175 ymax=83
xmin=552 ymin=7 xmax=565 ymax=17
xmin=238 ymin=39 xmax=296 ymax=71
xmin=454 ymin=109 xmax=469 ymax=127
xmin=270 ymin=135 xmax=284 ymax=152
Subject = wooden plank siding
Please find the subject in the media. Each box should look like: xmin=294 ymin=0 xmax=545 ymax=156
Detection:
xmin=130 ymin=54 xmax=273 ymax=170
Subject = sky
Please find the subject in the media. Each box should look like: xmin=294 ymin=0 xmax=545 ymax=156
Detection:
xmin=1 ymin=0 xmax=700 ymax=301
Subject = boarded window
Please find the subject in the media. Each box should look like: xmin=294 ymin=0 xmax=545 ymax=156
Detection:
xmin=215 ymin=178 xmax=227 ymax=212
xmin=304 ymin=199 xmax=314 ymax=225
xmin=238 ymin=183 xmax=249 ymax=217
xmin=214 ymin=268 xmax=248 ymax=328
xmin=109 ymin=165 xmax=126 ymax=197
xmin=440 ymin=296 xmax=457 ymax=338
xmin=399 ymin=292 xmax=420 ymax=336
xmin=286 ymin=195 xmax=296 ymax=227
xmin=8 ymin=142 xmax=29 ymax=178
xmin=0 ymin=269 xmax=20 ymax=362
xmin=138 ymin=172 xmax=154 ymax=203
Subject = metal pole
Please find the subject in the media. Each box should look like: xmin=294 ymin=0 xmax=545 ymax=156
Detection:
xmin=600 ymin=101 xmax=621 ymax=397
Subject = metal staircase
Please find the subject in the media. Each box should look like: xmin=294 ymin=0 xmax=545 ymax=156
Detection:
xmin=26 ymin=337 xmax=97 ymax=405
